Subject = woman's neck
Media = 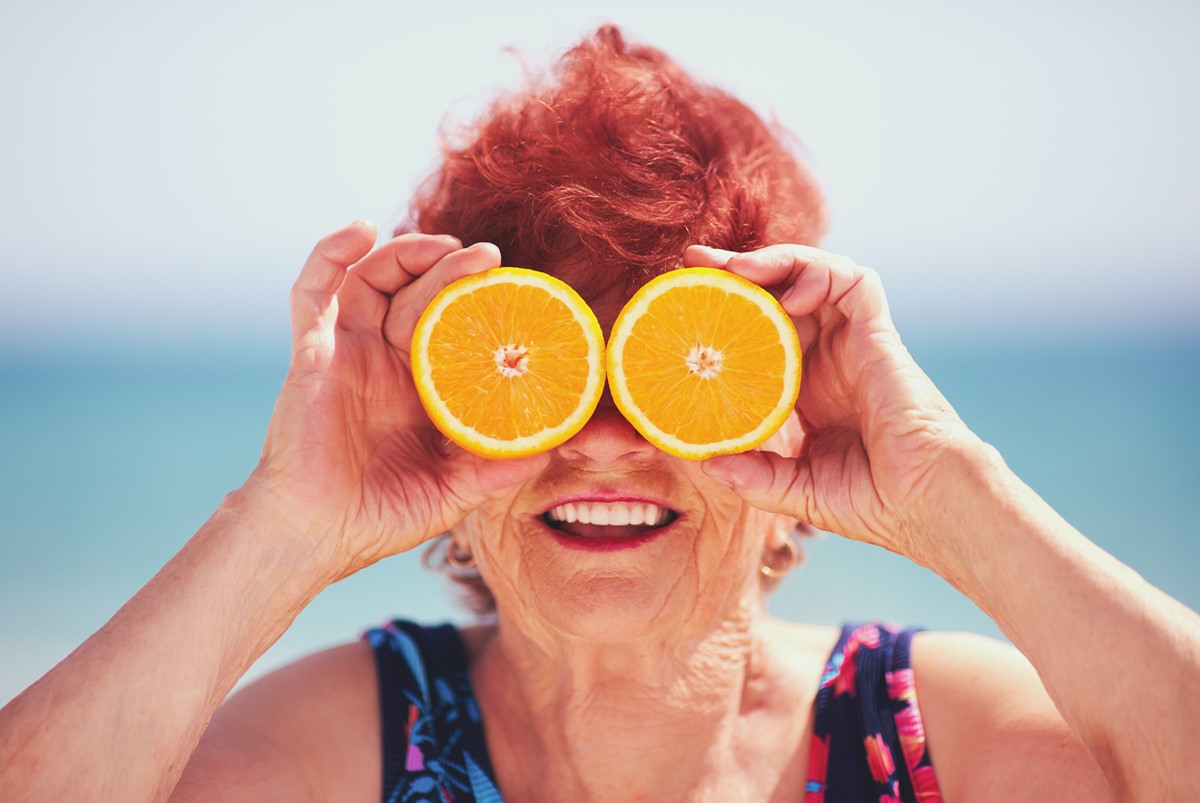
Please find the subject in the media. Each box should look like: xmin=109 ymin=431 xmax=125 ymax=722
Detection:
xmin=469 ymin=602 xmax=808 ymax=802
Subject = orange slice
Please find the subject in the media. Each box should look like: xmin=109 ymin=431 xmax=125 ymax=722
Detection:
xmin=411 ymin=268 xmax=605 ymax=458
xmin=607 ymin=267 xmax=801 ymax=460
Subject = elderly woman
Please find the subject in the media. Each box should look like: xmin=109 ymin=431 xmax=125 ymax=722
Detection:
xmin=1 ymin=26 xmax=1197 ymax=803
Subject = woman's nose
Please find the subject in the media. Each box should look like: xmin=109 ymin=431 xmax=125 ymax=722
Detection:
xmin=557 ymin=389 xmax=659 ymax=467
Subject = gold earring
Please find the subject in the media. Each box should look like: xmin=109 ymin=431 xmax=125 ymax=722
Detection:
xmin=445 ymin=538 xmax=477 ymax=571
xmin=760 ymin=536 xmax=799 ymax=580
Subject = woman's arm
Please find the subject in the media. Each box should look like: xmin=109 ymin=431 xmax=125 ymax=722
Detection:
xmin=170 ymin=640 xmax=381 ymax=803
xmin=0 ymin=222 xmax=546 ymax=802
xmin=911 ymin=630 xmax=1115 ymax=801
xmin=0 ymin=487 xmax=331 ymax=801
xmin=918 ymin=440 xmax=1199 ymax=801
xmin=691 ymin=243 xmax=1200 ymax=802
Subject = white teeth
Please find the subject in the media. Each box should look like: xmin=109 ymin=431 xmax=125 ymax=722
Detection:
xmin=545 ymin=501 xmax=673 ymax=528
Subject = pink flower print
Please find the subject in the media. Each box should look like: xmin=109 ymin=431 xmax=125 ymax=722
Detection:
xmin=891 ymin=693 xmax=926 ymax=762
xmin=886 ymin=668 xmax=917 ymax=706
xmin=911 ymin=765 xmax=944 ymax=801
xmin=405 ymin=742 xmax=425 ymax=772
xmin=404 ymin=707 xmax=425 ymax=772
xmin=855 ymin=623 xmax=882 ymax=649
xmin=834 ymin=645 xmax=858 ymax=697
xmin=833 ymin=625 xmax=886 ymax=697
xmin=805 ymin=733 xmax=830 ymax=802
xmin=809 ymin=733 xmax=830 ymax=781
xmin=864 ymin=733 xmax=895 ymax=783
xmin=887 ymin=667 xmax=944 ymax=800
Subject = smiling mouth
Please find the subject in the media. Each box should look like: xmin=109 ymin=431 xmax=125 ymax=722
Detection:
xmin=541 ymin=500 xmax=680 ymax=539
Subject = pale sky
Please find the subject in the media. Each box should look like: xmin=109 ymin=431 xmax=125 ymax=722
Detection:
xmin=1 ymin=0 xmax=1197 ymax=345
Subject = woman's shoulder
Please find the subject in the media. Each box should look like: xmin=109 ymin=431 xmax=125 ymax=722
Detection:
xmin=216 ymin=638 xmax=380 ymax=750
xmin=907 ymin=630 xmax=1111 ymax=801
xmin=773 ymin=622 xmax=1103 ymax=802
xmin=173 ymin=638 xmax=380 ymax=801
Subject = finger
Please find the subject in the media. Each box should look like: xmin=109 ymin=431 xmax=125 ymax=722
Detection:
xmin=335 ymin=272 xmax=391 ymax=336
xmin=436 ymin=447 xmax=553 ymax=530
xmin=469 ymin=450 xmax=553 ymax=499
xmin=290 ymin=220 xmax=378 ymax=352
xmin=689 ymin=243 xmax=889 ymax=323
xmin=337 ymin=234 xmax=466 ymax=337
xmin=683 ymin=244 xmax=736 ymax=269
xmin=702 ymin=450 xmax=813 ymax=522
xmin=383 ymin=242 xmax=502 ymax=349
xmin=349 ymin=233 xmax=463 ymax=296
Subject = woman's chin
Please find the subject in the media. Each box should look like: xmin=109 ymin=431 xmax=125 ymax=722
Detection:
xmin=532 ymin=575 xmax=688 ymax=644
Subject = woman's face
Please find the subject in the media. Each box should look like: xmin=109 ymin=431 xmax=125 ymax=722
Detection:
xmin=453 ymin=287 xmax=804 ymax=645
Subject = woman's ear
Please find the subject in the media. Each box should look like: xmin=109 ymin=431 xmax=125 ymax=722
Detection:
xmin=760 ymin=519 xmax=808 ymax=582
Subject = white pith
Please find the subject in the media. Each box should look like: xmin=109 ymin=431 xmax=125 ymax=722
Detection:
xmin=546 ymin=501 xmax=672 ymax=527
xmin=493 ymin=343 xmax=529 ymax=377
xmin=685 ymin=344 xmax=723 ymax=379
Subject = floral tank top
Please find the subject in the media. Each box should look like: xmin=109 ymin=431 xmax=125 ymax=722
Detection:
xmin=364 ymin=620 xmax=943 ymax=802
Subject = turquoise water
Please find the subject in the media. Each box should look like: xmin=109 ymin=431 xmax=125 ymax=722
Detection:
xmin=1 ymin=333 xmax=1197 ymax=703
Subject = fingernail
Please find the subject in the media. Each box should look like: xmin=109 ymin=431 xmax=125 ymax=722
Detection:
xmin=702 ymin=456 xmax=739 ymax=488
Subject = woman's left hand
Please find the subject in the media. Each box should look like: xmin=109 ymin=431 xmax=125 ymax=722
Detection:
xmin=688 ymin=243 xmax=980 ymax=565
xmin=251 ymin=223 xmax=551 ymax=579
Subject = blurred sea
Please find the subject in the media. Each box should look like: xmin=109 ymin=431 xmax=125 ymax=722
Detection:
xmin=1 ymin=332 xmax=1197 ymax=704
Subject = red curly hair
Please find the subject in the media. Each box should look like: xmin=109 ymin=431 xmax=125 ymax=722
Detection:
xmin=404 ymin=25 xmax=827 ymax=299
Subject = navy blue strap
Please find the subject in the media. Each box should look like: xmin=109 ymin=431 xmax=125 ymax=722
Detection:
xmin=810 ymin=623 xmax=941 ymax=802
xmin=369 ymin=621 xmax=422 ymax=796
xmin=366 ymin=620 xmax=502 ymax=802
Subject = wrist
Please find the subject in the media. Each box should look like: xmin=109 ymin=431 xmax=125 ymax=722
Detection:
xmin=904 ymin=434 xmax=1023 ymax=584
xmin=213 ymin=478 xmax=348 ymax=593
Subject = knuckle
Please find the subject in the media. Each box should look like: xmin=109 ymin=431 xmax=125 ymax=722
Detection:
xmin=857 ymin=265 xmax=882 ymax=287
xmin=830 ymin=253 xmax=860 ymax=273
xmin=397 ymin=232 xmax=463 ymax=254
xmin=289 ymin=287 xmax=325 ymax=321
xmin=288 ymin=282 xmax=307 ymax=307
xmin=311 ymin=232 xmax=343 ymax=259
xmin=290 ymin=280 xmax=318 ymax=304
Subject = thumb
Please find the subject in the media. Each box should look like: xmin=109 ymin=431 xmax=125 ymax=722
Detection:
xmin=702 ymin=450 xmax=813 ymax=520
xmin=472 ymin=451 xmax=553 ymax=499
xmin=444 ymin=448 xmax=553 ymax=511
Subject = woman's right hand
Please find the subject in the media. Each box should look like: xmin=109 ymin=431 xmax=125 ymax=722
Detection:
xmin=248 ymin=221 xmax=548 ymax=580
xmin=690 ymin=243 xmax=978 ymax=569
